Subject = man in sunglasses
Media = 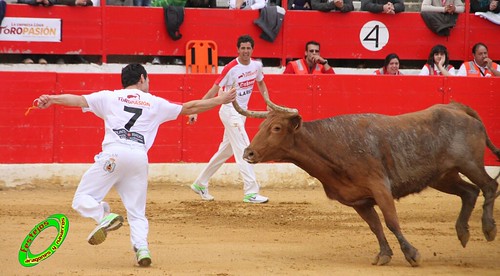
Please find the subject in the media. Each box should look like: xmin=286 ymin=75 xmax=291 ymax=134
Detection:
xmin=283 ymin=41 xmax=335 ymax=74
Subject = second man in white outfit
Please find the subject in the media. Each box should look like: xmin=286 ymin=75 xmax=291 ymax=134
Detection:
xmin=188 ymin=34 xmax=269 ymax=204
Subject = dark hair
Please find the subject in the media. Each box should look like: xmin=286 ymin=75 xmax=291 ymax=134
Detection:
xmin=426 ymin=44 xmax=449 ymax=66
xmin=384 ymin=53 xmax=400 ymax=68
xmin=305 ymin=41 xmax=320 ymax=51
xmin=121 ymin=63 xmax=147 ymax=88
xmin=472 ymin=42 xmax=487 ymax=54
xmin=237 ymin=35 xmax=254 ymax=49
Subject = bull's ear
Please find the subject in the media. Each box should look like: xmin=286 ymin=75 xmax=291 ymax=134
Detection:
xmin=290 ymin=115 xmax=303 ymax=131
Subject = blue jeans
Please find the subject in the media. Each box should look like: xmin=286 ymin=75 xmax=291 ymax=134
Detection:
xmin=134 ymin=0 xmax=151 ymax=6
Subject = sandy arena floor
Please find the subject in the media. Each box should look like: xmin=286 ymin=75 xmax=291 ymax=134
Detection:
xmin=1 ymin=183 xmax=499 ymax=276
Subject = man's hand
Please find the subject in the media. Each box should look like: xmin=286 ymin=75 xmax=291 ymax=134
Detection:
xmin=36 ymin=95 xmax=53 ymax=109
xmin=445 ymin=4 xmax=456 ymax=14
xmin=219 ymin=87 xmax=237 ymax=104
xmin=312 ymin=55 xmax=327 ymax=65
xmin=485 ymin=58 xmax=494 ymax=70
xmin=383 ymin=2 xmax=395 ymax=14
xmin=333 ymin=0 xmax=343 ymax=9
xmin=187 ymin=114 xmax=198 ymax=125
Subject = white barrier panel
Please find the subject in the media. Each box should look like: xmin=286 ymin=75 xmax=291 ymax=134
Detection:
xmin=1 ymin=164 xmax=498 ymax=189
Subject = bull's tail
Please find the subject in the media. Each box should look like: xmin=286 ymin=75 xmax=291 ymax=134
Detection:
xmin=450 ymin=101 xmax=500 ymax=162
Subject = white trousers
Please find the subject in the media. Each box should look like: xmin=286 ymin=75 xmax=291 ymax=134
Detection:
xmin=194 ymin=105 xmax=260 ymax=195
xmin=72 ymin=144 xmax=149 ymax=249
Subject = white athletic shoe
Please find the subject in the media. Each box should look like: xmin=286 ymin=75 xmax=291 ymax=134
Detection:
xmin=87 ymin=213 xmax=124 ymax=245
xmin=190 ymin=183 xmax=215 ymax=201
xmin=135 ymin=247 xmax=152 ymax=267
xmin=243 ymin=193 xmax=269 ymax=204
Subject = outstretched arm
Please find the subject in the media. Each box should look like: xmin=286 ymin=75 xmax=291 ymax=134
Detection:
xmin=181 ymin=87 xmax=236 ymax=115
xmin=37 ymin=94 xmax=89 ymax=109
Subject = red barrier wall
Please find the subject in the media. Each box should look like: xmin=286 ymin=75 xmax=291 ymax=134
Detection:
xmin=2 ymin=72 xmax=499 ymax=165
xmin=1 ymin=5 xmax=499 ymax=63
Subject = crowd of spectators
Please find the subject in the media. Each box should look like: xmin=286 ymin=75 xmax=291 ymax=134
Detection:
xmin=6 ymin=0 xmax=499 ymax=72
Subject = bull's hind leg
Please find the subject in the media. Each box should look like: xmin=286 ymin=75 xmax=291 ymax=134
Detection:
xmin=353 ymin=204 xmax=393 ymax=266
xmin=430 ymin=172 xmax=480 ymax=247
xmin=460 ymin=165 xmax=499 ymax=242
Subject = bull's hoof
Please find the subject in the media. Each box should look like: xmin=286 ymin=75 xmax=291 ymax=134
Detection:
xmin=404 ymin=250 xmax=421 ymax=267
xmin=458 ymin=231 xmax=470 ymax=248
xmin=482 ymin=218 xmax=497 ymax=241
xmin=456 ymin=226 xmax=470 ymax=248
xmin=371 ymin=254 xmax=391 ymax=266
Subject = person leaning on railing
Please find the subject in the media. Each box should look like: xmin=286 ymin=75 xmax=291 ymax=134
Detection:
xmin=470 ymin=0 xmax=500 ymax=13
xmin=57 ymin=0 xmax=93 ymax=5
xmin=311 ymin=0 xmax=354 ymax=12
xmin=420 ymin=0 xmax=464 ymax=36
xmin=360 ymin=0 xmax=405 ymax=14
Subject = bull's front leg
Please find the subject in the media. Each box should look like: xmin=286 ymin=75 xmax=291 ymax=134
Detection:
xmin=352 ymin=204 xmax=393 ymax=266
xmin=374 ymin=190 xmax=421 ymax=267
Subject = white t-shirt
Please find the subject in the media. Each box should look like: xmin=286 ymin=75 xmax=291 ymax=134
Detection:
xmin=418 ymin=64 xmax=456 ymax=76
xmin=215 ymin=58 xmax=264 ymax=110
xmin=228 ymin=0 xmax=267 ymax=9
xmin=83 ymin=89 xmax=182 ymax=152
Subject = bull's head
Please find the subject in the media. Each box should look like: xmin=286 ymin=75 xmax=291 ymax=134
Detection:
xmin=232 ymin=90 xmax=302 ymax=164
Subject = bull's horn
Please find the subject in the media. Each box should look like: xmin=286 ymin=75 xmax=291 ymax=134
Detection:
xmin=261 ymin=89 xmax=298 ymax=114
xmin=232 ymin=100 xmax=269 ymax=118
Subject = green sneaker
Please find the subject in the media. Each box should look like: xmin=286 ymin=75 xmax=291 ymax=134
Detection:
xmin=190 ymin=183 xmax=214 ymax=201
xmin=243 ymin=193 xmax=269 ymax=204
xmin=87 ymin=213 xmax=124 ymax=245
xmin=135 ymin=247 xmax=152 ymax=267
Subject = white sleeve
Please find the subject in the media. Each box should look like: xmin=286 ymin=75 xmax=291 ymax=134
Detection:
xmin=82 ymin=90 xmax=111 ymax=118
xmin=418 ymin=66 xmax=429 ymax=76
xmin=155 ymin=97 xmax=183 ymax=124
xmin=447 ymin=66 xmax=457 ymax=76
xmin=251 ymin=0 xmax=267 ymax=9
xmin=421 ymin=0 xmax=446 ymax=12
xmin=456 ymin=63 xmax=467 ymax=76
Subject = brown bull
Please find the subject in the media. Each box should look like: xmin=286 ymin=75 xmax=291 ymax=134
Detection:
xmin=233 ymin=97 xmax=500 ymax=267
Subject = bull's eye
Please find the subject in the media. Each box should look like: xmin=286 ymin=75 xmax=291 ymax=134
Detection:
xmin=272 ymin=125 xmax=281 ymax=133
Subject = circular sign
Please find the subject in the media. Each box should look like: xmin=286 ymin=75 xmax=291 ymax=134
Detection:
xmin=18 ymin=214 xmax=69 ymax=267
xmin=359 ymin=21 xmax=389 ymax=51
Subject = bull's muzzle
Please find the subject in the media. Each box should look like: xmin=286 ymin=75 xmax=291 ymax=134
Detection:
xmin=243 ymin=148 xmax=257 ymax=164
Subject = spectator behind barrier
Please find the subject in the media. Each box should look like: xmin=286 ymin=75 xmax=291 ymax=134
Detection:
xmin=134 ymin=0 xmax=151 ymax=6
xmin=470 ymin=0 xmax=500 ymax=13
xmin=185 ymin=0 xmax=216 ymax=7
xmin=230 ymin=0 xmax=268 ymax=9
xmin=17 ymin=0 xmax=54 ymax=6
xmin=456 ymin=42 xmax=500 ymax=77
xmin=57 ymin=0 xmax=93 ymax=5
xmin=374 ymin=53 xmax=403 ymax=75
xmin=420 ymin=0 xmax=464 ymax=36
xmin=361 ymin=0 xmax=404 ymax=14
xmin=283 ymin=41 xmax=335 ymax=74
xmin=152 ymin=0 xmax=186 ymax=6
xmin=311 ymin=0 xmax=354 ymax=12
xmin=419 ymin=44 xmax=456 ymax=76
xmin=288 ymin=0 xmax=311 ymax=9
xmin=107 ymin=0 xmax=133 ymax=5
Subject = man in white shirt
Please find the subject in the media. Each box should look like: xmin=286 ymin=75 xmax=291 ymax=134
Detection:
xmin=35 ymin=63 xmax=236 ymax=267
xmin=457 ymin=42 xmax=500 ymax=77
xmin=188 ymin=35 xmax=269 ymax=204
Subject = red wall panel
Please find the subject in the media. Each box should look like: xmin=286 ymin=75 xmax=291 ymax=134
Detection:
xmin=1 ymin=5 xmax=102 ymax=55
xmin=1 ymin=5 xmax=498 ymax=63
xmin=2 ymin=72 xmax=500 ymax=165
